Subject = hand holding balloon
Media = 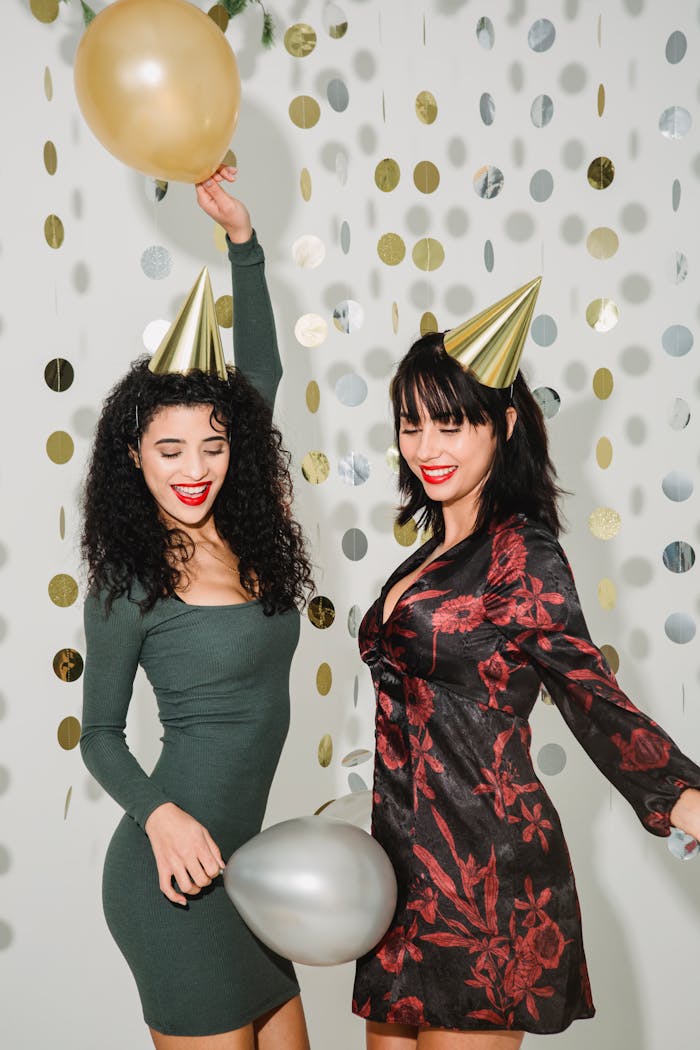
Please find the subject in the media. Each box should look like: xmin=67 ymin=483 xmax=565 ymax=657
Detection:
xmin=145 ymin=802 xmax=225 ymax=906
xmin=224 ymin=816 xmax=397 ymax=966
xmin=74 ymin=0 xmax=240 ymax=183
xmin=195 ymin=166 xmax=253 ymax=245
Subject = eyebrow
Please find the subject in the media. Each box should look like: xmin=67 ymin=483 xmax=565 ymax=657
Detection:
xmin=153 ymin=435 xmax=228 ymax=446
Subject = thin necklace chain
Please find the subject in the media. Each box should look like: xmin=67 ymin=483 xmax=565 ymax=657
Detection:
xmin=194 ymin=539 xmax=240 ymax=575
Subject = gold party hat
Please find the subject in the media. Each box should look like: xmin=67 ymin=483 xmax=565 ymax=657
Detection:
xmin=149 ymin=267 xmax=227 ymax=381
xmin=443 ymin=276 xmax=542 ymax=388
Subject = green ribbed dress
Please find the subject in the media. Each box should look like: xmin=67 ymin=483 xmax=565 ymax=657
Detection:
xmin=80 ymin=234 xmax=301 ymax=1037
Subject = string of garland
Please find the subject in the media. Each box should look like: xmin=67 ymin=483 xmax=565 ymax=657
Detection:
xmin=61 ymin=0 xmax=275 ymax=47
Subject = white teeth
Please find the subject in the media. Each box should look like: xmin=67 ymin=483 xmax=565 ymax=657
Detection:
xmin=173 ymin=484 xmax=208 ymax=495
xmin=423 ymin=467 xmax=455 ymax=477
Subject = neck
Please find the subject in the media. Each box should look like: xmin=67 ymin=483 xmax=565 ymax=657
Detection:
xmin=440 ymin=501 xmax=479 ymax=550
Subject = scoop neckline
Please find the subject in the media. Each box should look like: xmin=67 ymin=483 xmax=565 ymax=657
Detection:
xmin=171 ymin=594 xmax=261 ymax=610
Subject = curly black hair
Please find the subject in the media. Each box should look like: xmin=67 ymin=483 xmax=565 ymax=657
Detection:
xmin=82 ymin=357 xmax=313 ymax=614
xmin=391 ymin=333 xmax=565 ymax=540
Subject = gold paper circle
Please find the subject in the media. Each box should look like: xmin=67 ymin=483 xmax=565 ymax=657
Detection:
xmin=587 ymin=156 xmax=615 ymax=189
xmin=394 ymin=519 xmax=419 ymax=547
xmin=386 ymin=444 xmax=400 ymax=473
xmin=392 ymin=302 xmax=399 ymax=333
xmin=43 ymin=141 xmax=57 ymax=175
xmin=597 ymin=84 xmax=605 ymax=117
xmin=586 ymin=227 xmax=619 ymax=260
xmin=413 ymin=160 xmax=440 ymax=193
xmin=308 ymin=596 xmax=336 ymax=629
xmin=46 ymin=431 xmax=74 ymax=465
xmin=49 ymin=574 xmax=79 ymax=607
xmin=301 ymin=451 xmax=330 ymax=484
xmin=586 ymin=298 xmax=619 ymax=332
xmin=44 ymin=67 xmax=53 ymax=101
xmin=31 ymin=0 xmax=59 ymax=23
xmin=593 ymin=368 xmax=614 ymax=400
xmin=44 ymin=214 xmax=64 ymax=249
xmin=596 ymin=437 xmax=613 ymax=468
xmin=412 ymin=238 xmax=445 ymax=271
xmin=420 ymin=312 xmax=439 ymax=335
xmin=285 ymin=23 xmax=317 ymax=57
xmin=59 ymin=507 xmax=66 ymax=540
xmin=57 ymin=716 xmax=81 ymax=751
xmin=53 ymin=649 xmax=84 ymax=683
xmin=416 ymin=90 xmax=438 ymax=124
xmin=221 ymin=149 xmax=237 ymax=170
xmin=601 ymin=644 xmax=620 ymax=674
xmin=44 ymin=358 xmax=74 ymax=392
xmin=597 ymin=578 xmax=617 ymax=610
xmin=289 ymin=95 xmax=321 ymax=129
xmin=377 ymin=233 xmax=406 ymax=266
xmin=215 ymin=295 xmax=233 ymax=328
xmin=588 ymin=507 xmax=621 ymax=540
xmin=316 ymin=663 xmax=332 ymax=695
xmin=300 ymin=168 xmax=312 ymax=201
xmin=207 ymin=5 xmax=229 ymax=31
xmin=305 ymin=381 xmax=320 ymax=413
xmin=375 ymin=158 xmax=400 ymax=192
xmin=318 ymin=733 xmax=333 ymax=767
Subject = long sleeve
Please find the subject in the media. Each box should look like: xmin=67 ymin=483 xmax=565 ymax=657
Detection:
xmin=80 ymin=592 xmax=174 ymax=829
xmin=484 ymin=520 xmax=700 ymax=836
xmin=227 ymin=231 xmax=282 ymax=408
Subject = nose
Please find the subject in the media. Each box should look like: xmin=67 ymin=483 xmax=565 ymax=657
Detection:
xmin=416 ymin=424 xmax=442 ymax=461
xmin=180 ymin=450 xmax=209 ymax=480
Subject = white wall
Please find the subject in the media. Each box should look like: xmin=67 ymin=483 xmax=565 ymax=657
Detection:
xmin=1 ymin=2 xmax=698 ymax=1048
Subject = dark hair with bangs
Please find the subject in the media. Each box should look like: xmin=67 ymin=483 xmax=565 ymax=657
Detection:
xmin=82 ymin=356 xmax=313 ymax=615
xmin=391 ymin=333 xmax=564 ymax=540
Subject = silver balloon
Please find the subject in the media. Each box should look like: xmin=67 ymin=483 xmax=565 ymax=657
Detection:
xmin=224 ymin=815 xmax=396 ymax=966
xmin=321 ymin=789 xmax=372 ymax=833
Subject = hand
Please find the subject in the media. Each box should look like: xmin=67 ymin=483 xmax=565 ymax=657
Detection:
xmin=670 ymin=787 xmax=700 ymax=840
xmin=145 ymin=802 xmax=226 ymax=906
xmin=195 ymin=164 xmax=253 ymax=244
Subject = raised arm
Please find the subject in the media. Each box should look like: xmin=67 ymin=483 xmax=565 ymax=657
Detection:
xmin=196 ymin=168 xmax=282 ymax=407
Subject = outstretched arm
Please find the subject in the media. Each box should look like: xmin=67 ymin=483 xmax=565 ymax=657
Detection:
xmin=196 ymin=167 xmax=282 ymax=407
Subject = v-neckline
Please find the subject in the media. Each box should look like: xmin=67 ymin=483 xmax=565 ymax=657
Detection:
xmin=380 ymin=531 xmax=478 ymax=627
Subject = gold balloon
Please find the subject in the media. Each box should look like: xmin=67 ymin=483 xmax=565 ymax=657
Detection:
xmin=74 ymin=0 xmax=241 ymax=183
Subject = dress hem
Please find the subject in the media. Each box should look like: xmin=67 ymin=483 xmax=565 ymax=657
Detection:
xmin=145 ymin=985 xmax=301 ymax=1038
xmin=350 ymin=1005 xmax=596 ymax=1035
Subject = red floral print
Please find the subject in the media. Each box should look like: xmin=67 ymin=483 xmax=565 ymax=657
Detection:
xmin=611 ymin=727 xmax=673 ymax=771
xmin=353 ymin=515 xmax=700 ymax=1034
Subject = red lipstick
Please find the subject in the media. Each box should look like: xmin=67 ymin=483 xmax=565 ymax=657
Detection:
xmin=420 ymin=466 xmax=457 ymax=485
xmin=171 ymin=482 xmax=212 ymax=506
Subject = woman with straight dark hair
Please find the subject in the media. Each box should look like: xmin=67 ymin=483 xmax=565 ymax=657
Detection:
xmin=80 ymin=171 xmax=312 ymax=1050
xmin=351 ymin=280 xmax=700 ymax=1050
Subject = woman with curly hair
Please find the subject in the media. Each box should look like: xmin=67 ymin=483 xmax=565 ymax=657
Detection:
xmin=351 ymin=283 xmax=700 ymax=1050
xmin=80 ymin=171 xmax=312 ymax=1050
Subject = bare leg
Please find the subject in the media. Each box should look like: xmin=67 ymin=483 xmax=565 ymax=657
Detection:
xmin=367 ymin=1021 xmax=418 ymax=1050
xmin=149 ymin=1026 xmax=254 ymax=1050
xmin=418 ymin=1030 xmax=524 ymax=1050
xmin=255 ymin=995 xmax=309 ymax=1050
xmin=367 ymin=1023 xmax=524 ymax=1050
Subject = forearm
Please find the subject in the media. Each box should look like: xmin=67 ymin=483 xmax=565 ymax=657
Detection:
xmin=227 ymin=232 xmax=282 ymax=406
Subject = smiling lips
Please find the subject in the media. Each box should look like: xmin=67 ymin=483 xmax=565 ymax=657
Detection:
xmin=420 ymin=465 xmax=457 ymax=485
xmin=171 ymin=482 xmax=212 ymax=506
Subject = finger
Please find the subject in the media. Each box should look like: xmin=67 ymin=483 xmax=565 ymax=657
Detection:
xmin=203 ymin=830 xmax=226 ymax=871
xmin=201 ymin=855 xmax=222 ymax=880
xmin=159 ymin=876 xmax=187 ymax=906
xmin=173 ymin=865 xmax=197 ymax=895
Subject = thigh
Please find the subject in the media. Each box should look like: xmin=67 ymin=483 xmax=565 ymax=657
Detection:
xmin=254 ymin=995 xmax=310 ymax=1050
xmin=417 ymin=1030 xmax=524 ymax=1050
xmin=149 ymin=1025 xmax=254 ymax=1050
xmin=367 ymin=1020 xmax=419 ymax=1050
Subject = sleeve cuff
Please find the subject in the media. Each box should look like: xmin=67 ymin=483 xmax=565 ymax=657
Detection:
xmin=226 ymin=230 xmax=264 ymax=266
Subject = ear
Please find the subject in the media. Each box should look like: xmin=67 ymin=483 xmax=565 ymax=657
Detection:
xmin=128 ymin=445 xmax=141 ymax=469
xmin=505 ymin=406 xmax=517 ymax=441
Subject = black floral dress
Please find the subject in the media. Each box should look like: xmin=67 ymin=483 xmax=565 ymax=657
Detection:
xmin=352 ymin=515 xmax=700 ymax=1034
